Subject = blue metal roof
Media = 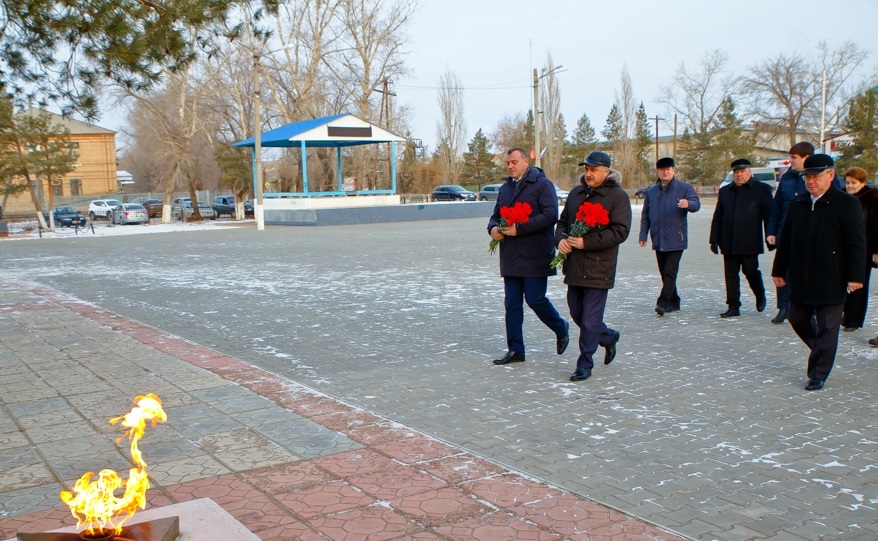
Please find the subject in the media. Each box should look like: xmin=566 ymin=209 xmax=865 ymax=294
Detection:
xmin=233 ymin=113 xmax=404 ymax=148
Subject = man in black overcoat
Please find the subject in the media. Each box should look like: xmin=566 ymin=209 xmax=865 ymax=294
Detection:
xmin=771 ymin=154 xmax=866 ymax=391
xmin=709 ymin=159 xmax=773 ymax=317
xmin=487 ymin=148 xmax=569 ymax=366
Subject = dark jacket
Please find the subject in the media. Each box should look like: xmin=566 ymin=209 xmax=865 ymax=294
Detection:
xmin=487 ymin=167 xmax=559 ymax=277
xmin=554 ymin=170 xmax=631 ymax=289
xmin=772 ymin=186 xmax=866 ymax=305
xmin=638 ymin=177 xmax=700 ymax=251
xmin=853 ymin=185 xmax=878 ymax=265
xmin=767 ymin=168 xmax=806 ymax=238
xmin=709 ymin=179 xmax=773 ymax=255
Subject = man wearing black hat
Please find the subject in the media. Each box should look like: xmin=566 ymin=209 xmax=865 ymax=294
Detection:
xmin=639 ymin=157 xmax=701 ymax=315
xmin=555 ymin=151 xmax=631 ymax=382
xmin=709 ymin=158 xmax=773 ymax=317
xmin=771 ymin=154 xmax=866 ymax=391
xmin=487 ymin=148 xmax=570 ymax=367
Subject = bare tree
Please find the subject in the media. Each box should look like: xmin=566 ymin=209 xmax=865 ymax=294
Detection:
xmin=125 ymin=64 xmax=219 ymax=222
xmin=612 ymin=65 xmax=638 ymax=188
xmin=742 ymin=41 xmax=868 ymax=147
xmin=435 ymin=68 xmax=466 ymax=183
xmin=659 ymin=49 xmax=737 ymax=137
xmin=539 ymin=51 xmax=564 ymax=181
xmin=490 ymin=113 xmax=530 ymax=154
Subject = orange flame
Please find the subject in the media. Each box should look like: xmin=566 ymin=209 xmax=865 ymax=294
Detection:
xmin=60 ymin=393 xmax=167 ymax=535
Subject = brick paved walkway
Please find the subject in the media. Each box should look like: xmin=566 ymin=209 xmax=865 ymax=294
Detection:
xmin=0 ymin=282 xmax=685 ymax=540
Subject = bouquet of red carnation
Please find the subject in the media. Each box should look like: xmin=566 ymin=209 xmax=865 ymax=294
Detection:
xmin=489 ymin=201 xmax=532 ymax=254
xmin=550 ymin=201 xmax=610 ymax=269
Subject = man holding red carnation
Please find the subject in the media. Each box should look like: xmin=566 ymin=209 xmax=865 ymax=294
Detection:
xmin=487 ymin=148 xmax=570 ymax=366
xmin=555 ymin=151 xmax=632 ymax=382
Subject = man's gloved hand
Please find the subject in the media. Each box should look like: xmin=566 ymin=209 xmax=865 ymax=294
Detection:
xmin=710 ymin=243 xmax=719 ymax=255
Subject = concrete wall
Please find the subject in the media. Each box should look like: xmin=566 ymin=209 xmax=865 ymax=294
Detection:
xmin=265 ymin=201 xmax=494 ymax=226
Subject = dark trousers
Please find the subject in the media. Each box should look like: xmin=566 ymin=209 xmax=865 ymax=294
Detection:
xmin=566 ymin=286 xmax=616 ymax=370
xmin=722 ymin=254 xmax=765 ymax=308
xmin=504 ymin=276 xmax=566 ymax=354
xmin=655 ymin=250 xmax=683 ymax=310
xmin=842 ymin=265 xmax=873 ymax=328
xmin=788 ymin=302 xmax=843 ymax=381
xmin=776 ymin=280 xmax=791 ymax=310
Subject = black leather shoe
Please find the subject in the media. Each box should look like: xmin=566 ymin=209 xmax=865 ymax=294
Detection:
xmin=843 ymin=326 xmax=859 ymax=332
xmin=756 ymin=296 xmax=767 ymax=312
xmin=493 ymin=351 xmax=525 ymax=365
xmin=557 ymin=321 xmax=570 ymax=355
xmin=771 ymin=309 xmax=787 ymax=324
xmin=720 ymin=308 xmax=740 ymax=318
xmin=654 ymin=306 xmax=665 ymax=316
xmin=604 ymin=331 xmax=620 ymax=365
xmin=570 ymin=368 xmax=591 ymax=381
xmin=664 ymin=306 xmax=677 ymax=314
xmin=805 ymin=378 xmax=825 ymax=390
xmin=869 ymin=336 xmax=878 ymax=347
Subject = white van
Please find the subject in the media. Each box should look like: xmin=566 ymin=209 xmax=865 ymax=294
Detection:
xmin=719 ymin=167 xmax=778 ymax=193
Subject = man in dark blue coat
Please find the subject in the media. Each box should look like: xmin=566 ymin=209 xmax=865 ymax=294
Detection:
xmin=639 ymin=157 xmax=701 ymax=315
xmin=766 ymin=142 xmax=813 ymax=324
xmin=709 ymin=158 xmax=773 ymax=318
xmin=771 ymin=154 xmax=866 ymax=391
xmin=487 ymin=148 xmax=569 ymax=366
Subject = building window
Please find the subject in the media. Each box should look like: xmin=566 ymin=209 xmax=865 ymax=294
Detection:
xmin=69 ymin=178 xmax=82 ymax=196
xmin=70 ymin=142 xmax=79 ymax=148
xmin=51 ymin=181 xmax=63 ymax=197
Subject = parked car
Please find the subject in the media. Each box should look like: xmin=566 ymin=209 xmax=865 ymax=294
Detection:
xmin=131 ymin=197 xmax=163 ymax=218
xmin=553 ymin=183 xmax=569 ymax=205
xmin=431 ymin=185 xmax=477 ymax=201
xmin=46 ymin=206 xmax=87 ymax=227
xmin=719 ymin=167 xmax=778 ymax=193
xmin=172 ymin=200 xmax=217 ymax=220
xmin=212 ymin=196 xmax=254 ymax=218
xmin=478 ymin=184 xmax=502 ymax=201
xmin=109 ymin=203 xmax=149 ymax=225
xmin=634 ymin=187 xmax=648 ymax=200
xmin=87 ymin=199 xmax=123 ymax=220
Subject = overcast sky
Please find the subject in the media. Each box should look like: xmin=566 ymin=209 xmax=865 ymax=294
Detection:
xmin=98 ymin=0 xmax=878 ymax=155
xmin=399 ymin=0 xmax=878 ymax=153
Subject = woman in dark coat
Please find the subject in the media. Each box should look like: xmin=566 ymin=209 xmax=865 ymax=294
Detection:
xmin=844 ymin=166 xmax=878 ymax=331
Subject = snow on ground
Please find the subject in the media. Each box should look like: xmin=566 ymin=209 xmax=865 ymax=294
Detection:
xmin=2 ymin=219 xmax=254 ymax=241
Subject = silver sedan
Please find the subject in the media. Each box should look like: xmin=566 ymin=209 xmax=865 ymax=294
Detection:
xmin=110 ymin=204 xmax=149 ymax=225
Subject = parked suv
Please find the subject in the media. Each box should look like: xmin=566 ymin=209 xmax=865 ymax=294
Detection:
xmin=719 ymin=167 xmax=778 ymax=193
xmin=212 ymin=196 xmax=254 ymax=218
xmin=478 ymin=184 xmax=502 ymax=201
xmin=431 ymin=185 xmax=476 ymax=201
xmin=131 ymin=197 xmax=163 ymax=218
xmin=87 ymin=199 xmax=123 ymax=220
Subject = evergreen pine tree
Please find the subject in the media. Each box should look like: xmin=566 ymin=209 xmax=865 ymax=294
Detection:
xmin=712 ymin=97 xmax=757 ymax=177
xmin=461 ymin=128 xmax=499 ymax=188
xmin=602 ymin=104 xmax=622 ymax=144
xmin=634 ymin=102 xmax=653 ymax=179
xmin=838 ymin=89 xmax=878 ymax=177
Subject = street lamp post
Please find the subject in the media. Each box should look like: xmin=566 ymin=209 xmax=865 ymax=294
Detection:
xmin=251 ymin=44 xmax=293 ymax=230
xmin=253 ymin=53 xmax=265 ymax=230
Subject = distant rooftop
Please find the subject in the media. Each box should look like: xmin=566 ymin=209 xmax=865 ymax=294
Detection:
xmin=17 ymin=108 xmax=116 ymax=135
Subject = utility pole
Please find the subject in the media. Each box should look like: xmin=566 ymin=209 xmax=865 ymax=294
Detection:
xmin=372 ymin=79 xmax=397 ymax=187
xmin=673 ymin=114 xmax=678 ymax=159
xmin=533 ymin=69 xmax=541 ymax=167
xmin=653 ymin=115 xmax=664 ymax=163
xmin=532 ymin=65 xmax=566 ymax=168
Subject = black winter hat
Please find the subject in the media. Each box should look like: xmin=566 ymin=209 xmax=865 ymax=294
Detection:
xmin=656 ymin=157 xmax=675 ymax=169
xmin=801 ymin=154 xmax=835 ymax=175
xmin=579 ymin=151 xmax=611 ymax=168
xmin=731 ymin=158 xmax=751 ymax=170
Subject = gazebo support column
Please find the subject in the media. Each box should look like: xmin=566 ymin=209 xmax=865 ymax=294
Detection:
xmin=391 ymin=141 xmax=397 ymax=193
xmin=337 ymin=146 xmax=343 ymax=191
xmin=301 ymin=141 xmax=309 ymax=194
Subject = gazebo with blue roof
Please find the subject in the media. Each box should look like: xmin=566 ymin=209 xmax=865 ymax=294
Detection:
xmin=233 ymin=113 xmax=407 ymax=197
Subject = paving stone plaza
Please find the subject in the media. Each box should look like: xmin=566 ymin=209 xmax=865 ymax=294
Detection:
xmin=1 ymin=205 xmax=877 ymax=540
